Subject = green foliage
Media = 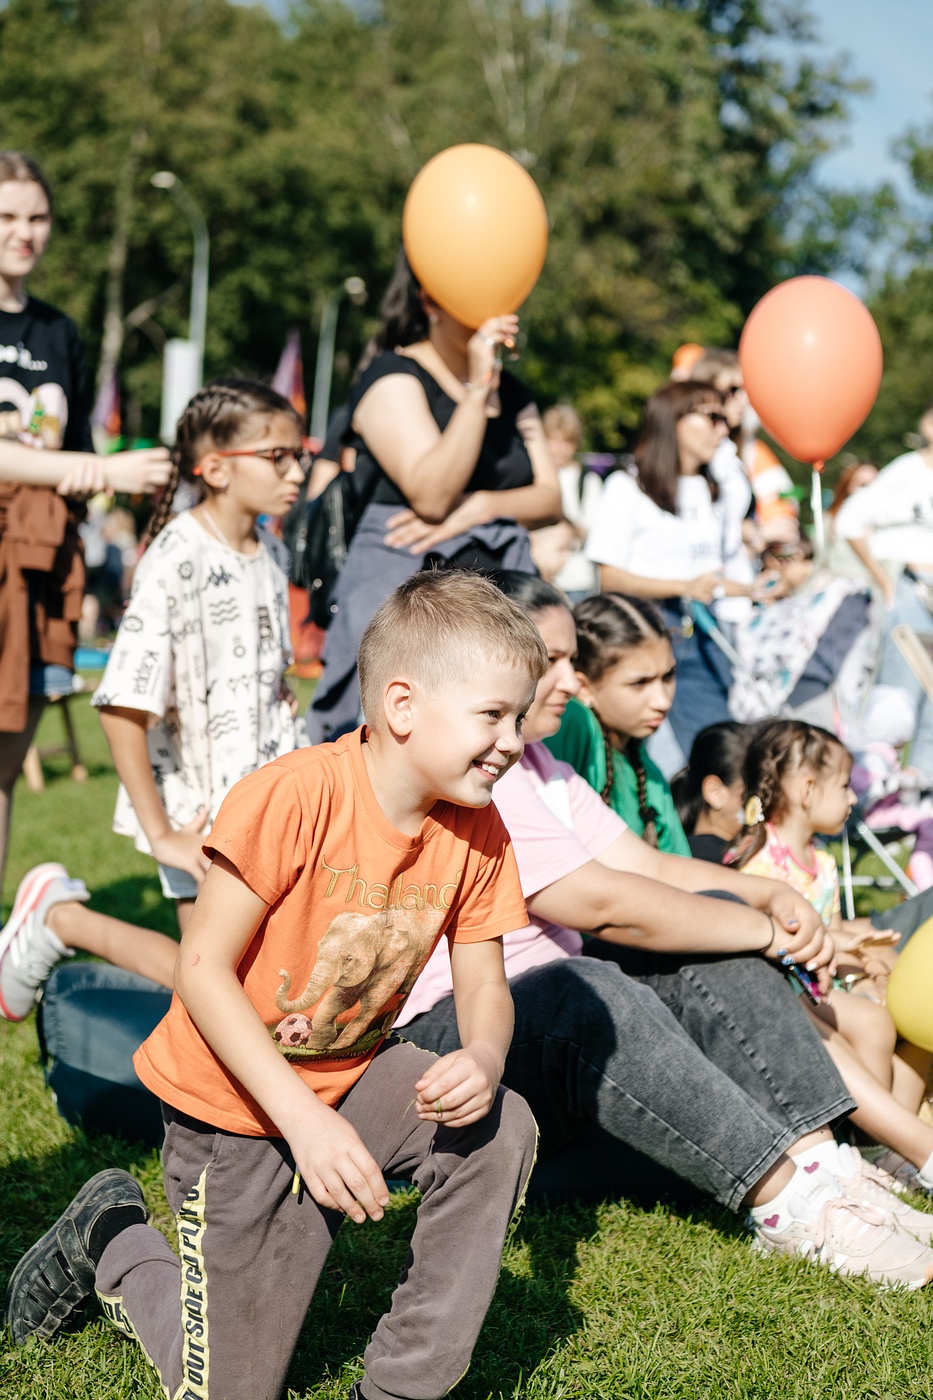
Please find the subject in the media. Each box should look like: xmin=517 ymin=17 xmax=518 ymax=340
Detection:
xmin=0 ymin=0 xmax=875 ymax=447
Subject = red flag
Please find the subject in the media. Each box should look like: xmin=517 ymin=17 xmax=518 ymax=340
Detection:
xmin=273 ymin=329 xmax=307 ymax=419
xmin=91 ymin=369 xmax=121 ymax=440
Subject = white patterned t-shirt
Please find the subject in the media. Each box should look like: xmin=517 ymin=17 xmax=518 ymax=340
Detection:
xmin=92 ymin=510 xmax=306 ymax=852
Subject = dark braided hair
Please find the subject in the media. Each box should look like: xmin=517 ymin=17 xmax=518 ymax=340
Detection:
xmin=573 ymin=593 xmax=671 ymax=840
xmin=142 ymin=378 xmax=301 ymax=548
xmin=733 ymin=719 xmax=848 ymax=867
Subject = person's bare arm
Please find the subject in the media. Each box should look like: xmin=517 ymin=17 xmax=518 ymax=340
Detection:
xmin=595 ymin=828 xmax=833 ymax=972
xmin=0 ymin=440 xmax=170 ymax=494
xmin=175 ymin=857 xmax=389 ymax=1223
xmin=98 ymin=706 xmax=209 ymax=884
xmin=845 ymin=536 xmax=894 ymax=604
xmin=414 ymin=938 xmax=513 ymax=1127
xmin=597 ymin=563 xmax=723 ymax=604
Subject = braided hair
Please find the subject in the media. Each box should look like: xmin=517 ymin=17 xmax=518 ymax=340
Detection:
xmin=573 ymin=593 xmax=670 ymax=840
xmin=732 ymin=719 xmax=847 ymax=867
xmin=142 ymin=378 xmax=301 ymax=548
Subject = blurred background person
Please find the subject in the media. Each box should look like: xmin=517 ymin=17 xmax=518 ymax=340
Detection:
xmin=528 ymin=403 xmax=602 ymax=603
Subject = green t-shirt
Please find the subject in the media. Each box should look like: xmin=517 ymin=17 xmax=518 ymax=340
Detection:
xmin=545 ymin=696 xmax=692 ymax=857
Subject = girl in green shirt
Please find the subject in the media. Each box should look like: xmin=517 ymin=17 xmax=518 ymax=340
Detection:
xmin=545 ymin=593 xmax=692 ymax=855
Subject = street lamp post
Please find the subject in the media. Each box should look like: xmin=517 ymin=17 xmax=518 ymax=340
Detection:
xmin=150 ymin=170 xmax=210 ymax=381
xmin=309 ymin=275 xmax=366 ymax=442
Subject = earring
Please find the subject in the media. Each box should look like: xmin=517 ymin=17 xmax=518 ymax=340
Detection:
xmin=428 ymin=313 xmax=438 ymax=324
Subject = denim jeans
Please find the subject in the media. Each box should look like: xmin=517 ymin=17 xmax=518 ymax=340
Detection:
xmin=879 ymin=572 xmax=933 ymax=775
xmin=403 ymin=954 xmax=854 ymax=1212
xmin=657 ymin=602 xmax=733 ymax=757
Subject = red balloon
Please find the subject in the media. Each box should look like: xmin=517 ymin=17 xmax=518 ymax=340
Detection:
xmin=738 ymin=276 xmax=883 ymax=468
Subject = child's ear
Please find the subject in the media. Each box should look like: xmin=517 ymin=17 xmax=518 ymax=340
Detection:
xmin=701 ymin=774 xmax=723 ymax=810
xmin=197 ymin=451 xmax=228 ymax=493
xmin=801 ymin=775 xmax=815 ymax=812
xmin=383 ymin=678 xmax=414 ymax=736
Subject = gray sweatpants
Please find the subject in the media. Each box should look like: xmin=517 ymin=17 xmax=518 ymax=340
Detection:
xmin=94 ymin=1038 xmax=536 ymax=1400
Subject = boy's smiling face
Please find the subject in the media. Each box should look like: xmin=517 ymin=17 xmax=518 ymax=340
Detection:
xmin=396 ymin=659 xmax=536 ymax=811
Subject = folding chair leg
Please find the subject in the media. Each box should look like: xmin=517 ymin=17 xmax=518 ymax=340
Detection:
xmin=854 ymin=819 xmax=918 ymax=898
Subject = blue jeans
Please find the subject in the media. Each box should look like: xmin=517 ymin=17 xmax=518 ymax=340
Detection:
xmin=657 ymin=602 xmax=733 ymax=757
xmin=879 ymin=572 xmax=933 ymax=775
xmin=403 ymin=952 xmax=853 ymax=1212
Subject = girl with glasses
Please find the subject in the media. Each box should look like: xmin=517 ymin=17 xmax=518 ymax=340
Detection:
xmin=92 ymin=379 xmax=308 ymax=932
xmin=586 ymin=379 xmax=770 ymax=762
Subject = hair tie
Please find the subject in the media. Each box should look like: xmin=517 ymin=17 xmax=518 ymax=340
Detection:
xmin=744 ymin=795 xmax=764 ymax=826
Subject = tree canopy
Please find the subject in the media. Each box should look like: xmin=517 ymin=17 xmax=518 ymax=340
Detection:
xmin=0 ymin=0 xmax=895 ymax=449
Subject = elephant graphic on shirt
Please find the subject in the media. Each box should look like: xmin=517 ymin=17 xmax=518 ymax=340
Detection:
xmin=273 ymin=906 xmax=445 ymax=1053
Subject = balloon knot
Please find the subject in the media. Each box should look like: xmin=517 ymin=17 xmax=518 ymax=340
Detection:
xmin=813 ymin=459 xmax=825 ymax=474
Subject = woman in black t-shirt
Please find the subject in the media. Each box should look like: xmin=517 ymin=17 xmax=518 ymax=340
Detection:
xmin=307 ymin=251 xmax=560 ymax=742
xmin=0 ymin=151 xmax=170 ymax=888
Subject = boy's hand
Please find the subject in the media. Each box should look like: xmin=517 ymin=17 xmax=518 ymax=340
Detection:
xmin=150 ymin=809 xmax=211 ymax=884
xmin=290 ymin=1108 xmax=389 ymax=1225
xmin=414 ymin=1043 xmax=502 ymax=1128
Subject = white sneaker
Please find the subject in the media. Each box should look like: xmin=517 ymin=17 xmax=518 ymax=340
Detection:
xmin=752 ymin=1193 xmax=933 ymax=1290
xmin=0 ymin=864 xmax=87 ymax=1021
xmin=836 ymin=1143 xmax=933 ymax=1246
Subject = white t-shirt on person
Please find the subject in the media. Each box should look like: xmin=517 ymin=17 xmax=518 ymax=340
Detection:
xmin=834 ymin=451 xmax=933 ymax=566
xmin=585 ymin=468 xmax=732 ymax=588
xmin=92 ymin=509 xmax=306 ymax=853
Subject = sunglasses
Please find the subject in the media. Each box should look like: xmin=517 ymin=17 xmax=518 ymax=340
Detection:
xmin=686 ymin=407 xmax=728 ymax=428
xmin=193 ymin=445 xmax=313 ymax=478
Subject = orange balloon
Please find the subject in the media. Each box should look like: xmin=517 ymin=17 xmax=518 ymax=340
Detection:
xmin=403 ymin=144 xmax=548 ymax=328
xmin=738 ymin=276 xmax=883 ymax=466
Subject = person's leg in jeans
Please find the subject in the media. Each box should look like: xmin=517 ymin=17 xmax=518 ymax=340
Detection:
xmin=583 ymin=938 xmax=855 ymax=1141
xmin=95 ymin=1039 xmax=535 ymax=1400
xmin=404 ymin=958 xmax=824 ymax=1213
xmin=659 ymin=609 xmax=732 ymax=758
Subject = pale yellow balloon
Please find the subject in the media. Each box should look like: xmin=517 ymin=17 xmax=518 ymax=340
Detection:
xmin=886 ymin=917 xmax=933 ymax=1052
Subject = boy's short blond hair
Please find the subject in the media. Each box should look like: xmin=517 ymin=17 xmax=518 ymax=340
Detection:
xmin=358 ymin=570 xmax=548 ymax=726
xmin=542 ymin=403 xmax=583 ymax=447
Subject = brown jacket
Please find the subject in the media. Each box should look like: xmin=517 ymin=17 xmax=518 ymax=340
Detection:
xmin=0 ymin=482 xmax=84 ymax=733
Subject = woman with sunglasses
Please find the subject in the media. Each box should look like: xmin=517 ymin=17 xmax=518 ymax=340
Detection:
xmin=586 ymin=379 xmax=768 ymax=760
xmin=92 ymin=379 xmax=308 ymax=932
xmin=306 ymin=249 xmax=560 ymax=743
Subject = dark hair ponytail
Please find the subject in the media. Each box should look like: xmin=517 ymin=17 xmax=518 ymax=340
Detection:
xmin=672 ymin=721 xmax=752 ymax=835
xmin=374 ymin=248 xmax=429 ymax=351
xmin=142 ymin=377 xmax=300 ymax=547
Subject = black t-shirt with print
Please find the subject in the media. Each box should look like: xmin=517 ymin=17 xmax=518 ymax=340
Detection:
xmin=0 ymin=295 xmax=93 ymax=454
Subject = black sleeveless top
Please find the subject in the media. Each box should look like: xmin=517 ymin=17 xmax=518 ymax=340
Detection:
xmin=347 ymin=350 xmax=536 ymax=509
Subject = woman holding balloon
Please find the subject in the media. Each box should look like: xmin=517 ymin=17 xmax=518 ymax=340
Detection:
xmin=307 ymin=143 xmax=559 ymax=742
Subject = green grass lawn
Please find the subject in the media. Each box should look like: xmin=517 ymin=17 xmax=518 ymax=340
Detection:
xmin=4 ymin=693 xmax=933 ymax=1398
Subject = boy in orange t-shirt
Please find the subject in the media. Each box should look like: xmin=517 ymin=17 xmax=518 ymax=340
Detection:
xmin=5 ymin=572 xmax=543 ymax=1400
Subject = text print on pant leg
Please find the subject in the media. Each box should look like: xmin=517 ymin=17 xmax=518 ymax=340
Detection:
xmin=176 ymin=1166 xmax=211 ymax=1400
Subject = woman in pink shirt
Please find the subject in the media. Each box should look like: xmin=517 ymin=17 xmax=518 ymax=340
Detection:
xmin=399 ymin=575 xmax=933 ymax=1285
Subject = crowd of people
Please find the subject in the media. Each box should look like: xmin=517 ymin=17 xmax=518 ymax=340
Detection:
xmin=5 ymin=148 xmax=933 ymax=1398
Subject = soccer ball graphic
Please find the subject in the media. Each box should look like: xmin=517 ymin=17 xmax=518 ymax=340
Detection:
xmin=273 ymin=1013 xmax=314 ymax=1047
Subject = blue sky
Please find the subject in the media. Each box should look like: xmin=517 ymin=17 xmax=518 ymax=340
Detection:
xmin=800 ymin=0 xmax=933 ymax=198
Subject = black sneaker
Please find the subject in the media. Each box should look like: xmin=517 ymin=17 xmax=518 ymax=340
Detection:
xmin=4 ymin=1168 xmax=148 ymax=1345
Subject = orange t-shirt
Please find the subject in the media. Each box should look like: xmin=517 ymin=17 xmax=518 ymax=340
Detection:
xmin=134 ymin=728 xmax=527 ymax=1136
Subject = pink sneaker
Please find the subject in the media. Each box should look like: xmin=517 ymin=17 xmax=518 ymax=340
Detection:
xmin=0 ymin=864 xmax=87 ymax=1021
xmin=837 ymin=1143 xmax=933 ymax=1246
xmin=752 ymin=1194 xmax=933 ymax=1290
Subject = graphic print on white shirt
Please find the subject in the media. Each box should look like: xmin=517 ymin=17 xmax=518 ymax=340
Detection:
xmin=92 ymin=510 xmax=306 ymax=852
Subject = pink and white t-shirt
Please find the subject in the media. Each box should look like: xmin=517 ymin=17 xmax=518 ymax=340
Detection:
xmin=739 ymin=824 xmax=840 ymax=927
xmin=399 ymin=742 xmax=626 ymax=1022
